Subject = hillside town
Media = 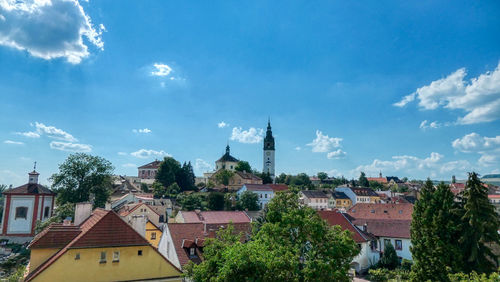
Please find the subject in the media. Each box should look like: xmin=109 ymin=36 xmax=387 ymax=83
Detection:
xmin=0 ymin=121 xmax=499 ymax=281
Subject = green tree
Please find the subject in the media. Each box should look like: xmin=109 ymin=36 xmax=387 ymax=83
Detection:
xmin=261 ymin=172 xmax=273 ymax=184
xmin=155 ymin=157 xmax=181 ymax=188
xmin=369 ymin=181 xmax=384 ymax=191
xmin=51 ymin=153 xmax=113 ymax=208
xmin=234 ymin=161 xmax=252 ymax=172
xmin=215 ymin=169 xmax=234 ymax=186
xmin=35 ymin=202 xmax=75 ymax=233
xmin=177 ymin=162 xmax=196 ymax=191
xmin=207 ymin=192 xmax=225 ymax=211
xmin=140 ymin=183 xmax=150 ymax=193
xmin=460 ymin=172 xmax=500 ymax=274
xmin=152 ymin=182 xmax=166 ymax=198
xmin=317 ymin=172 xmax=328 ymax=181
xmin=276 ymin=173 xmax=287 ymax=184
xmin=379 ymin=242 xmax=399 ymax=270
xmin=167 ymin=183 xmax=181 ymax=196
xmin=359 ymin=172 xmax=369 ymax=187
xmin=186 ymin=190 xmax=359 ymax=281
xmin=180 ymin=194 xmax=204 ymax=211
xmin=238 ymin=191 xmax=259 ymax=211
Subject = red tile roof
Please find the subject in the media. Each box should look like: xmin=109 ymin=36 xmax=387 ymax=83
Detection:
xmin=3 ymin=183 xmax=55 ymax=195
xmin=28 ymin=224 xmax=80 ymax=249
xmin=179 ymin=211 xmax=251 ymax=224
xmin=138 ymin=160 xmax=162 ymax=169
xmin=118 ymin=202 xmax=161 ymax=217
xmin=268 ymin=184 xmax=289 ymax=192
xmin=353 ymin=219 xmax=411 ymax=239
xmin=317 ymin=211 xmax=371 ymax=243
xmin=348 ymin=203 xmax=413 ymax=221
xmin=26 ymin=209 xmax=180 ymax=281
xmin=243 ymin=184 xmax=273 ymax=192
xmin=367 ymin=177 xmax=388 ymax=184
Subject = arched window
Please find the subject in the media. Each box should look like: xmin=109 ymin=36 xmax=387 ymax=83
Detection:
xmin=15 ymin=207 xmax=28 ymax=219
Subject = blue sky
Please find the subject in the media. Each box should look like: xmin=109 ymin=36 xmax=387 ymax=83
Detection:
xmin=1 ymin=0 xmax=499 ymax=186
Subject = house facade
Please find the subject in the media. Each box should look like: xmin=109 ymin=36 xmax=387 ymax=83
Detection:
xmin=1 ymin=170 xmax=55 ymax=239
xmin=237 ymin=184 xmax=274 ymax=209
xmin=335 ymin=186 xmax=380 ymax=205
xmin=118 ymin=202 xmax=163 ymax=227
xmin=137 ymin=160 xmax=161 ymax=180
xmin=299 ymin=190 xmax=329 ymax=210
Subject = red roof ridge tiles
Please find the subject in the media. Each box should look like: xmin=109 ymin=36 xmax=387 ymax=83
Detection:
xmin=318 ymin=210 xmax=372 ymax=243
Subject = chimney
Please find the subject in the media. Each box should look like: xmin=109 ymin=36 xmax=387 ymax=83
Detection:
xmin=63 ymin=217 xmax=72 ymax=226
xmin=74 ymin=202 xmax=92 ymax=226
xmin=105 ymin=202 xmax=112 ymax=210
xmin=130 ymin=215 xmax=147 ymax=237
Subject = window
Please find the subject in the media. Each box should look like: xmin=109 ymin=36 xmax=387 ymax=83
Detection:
xmin=113 ymin=251 xmax=120 ymax=262
xmin=265 ymin=194 xmax=267 ymax=198
xmin=260 ymin=194 xmax=263 ymax=198
xmin=15 ymin=207 xmax=28 ymax=219
xmin=190 ymin=248 xmax=195 ymax=257
xmin=151 ymin=232 xmax=156 ymax=240
xmin=395 ymin=240 xmax=402 ymax=251
xmin=44 ymin=206 xmax=50 ymax=218
xmin=138 ymin=250 xmax=143 ymax=256
xmin=75 ymin=253 xmax=80 ymax=260
xmin=384 ymin=239 xmax=391 ymax=249
xmin=100 ymin=252 xmax=107 ymax=263
xmin=370 ymin=240 xmax=378 ymax=251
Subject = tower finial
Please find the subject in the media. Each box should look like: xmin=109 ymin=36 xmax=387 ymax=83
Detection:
xmin=34 ymin=161 xmax=37 ymax=171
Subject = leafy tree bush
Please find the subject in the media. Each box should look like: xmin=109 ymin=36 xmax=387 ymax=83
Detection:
xmin=207 ymin=192 xmax=225 ymax=211
xmin=238 ymin=191 xmax=259 ymax=211
xmin=51 ymin=153 xmax=113 ymax=208
xmin=155 ymin=157 xmax=180 ymax=188
xmin=448 ymin=271 xmax=500 ymax=282
xmin=215 ymin=169 xmax=234 ymax=186
xmin=152 ymin=182 xmax=166 ymax=198
xmin=359 ymin=172 xmax=369 ymax=187
xmin=234 ymin=161 xmax=252 ymax=172
xmin=379 ymin=242 xmax=399 ymax=270
xmin=317 ymin=172 xmax=328 ymax=181
xmin=179 ymin=193 xmax=205 ymax=211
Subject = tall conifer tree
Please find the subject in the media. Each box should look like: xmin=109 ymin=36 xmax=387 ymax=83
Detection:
xmin=460 ymin=172 xmax=500 ymax=274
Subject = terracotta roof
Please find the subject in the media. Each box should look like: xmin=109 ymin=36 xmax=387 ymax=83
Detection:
xmin=138 ymin=160 xmax=162 ymax=169
xmin=3 ymin=183 xmax=55 ymax=195
xmin=268 ymin=184 xmax=288 ymax=192
xmin=351 ymin=187 xmax=378 ymax=197
xmin=234 ymin=171 xmax=262 ymax=181
xmin=118 ymin=202 xmax=161 ymax=217
xmin=348 ymin=203 xmax=413 ymax=221
xmin=353 ymin=219 xmax=411 ymax=239
xmin=318 ymin=211 xmax=371 ymax=243
xmin=301 ymin=190 xmax=328 ymax=199
xmin=367 ymin=177 xmax=388 ymax=183
xmin=29 ymin=224 xmax=80 ymax=249
xmin=179 ymin=211 xmax=251 ymax=224
xmin=26 ymin=209 xmax=180 ymax=281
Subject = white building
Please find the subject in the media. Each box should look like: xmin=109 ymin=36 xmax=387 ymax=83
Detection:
xmin=299 ymin=190 xmax=329 ymax=210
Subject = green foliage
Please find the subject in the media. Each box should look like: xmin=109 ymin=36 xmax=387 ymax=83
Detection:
xmin=460 ymin=172 xmax=500 ymax=274
xmin=177 ymin=162 xmax=196 ymax=191
xmin=238 ymin=191 xmax=259 ymax=211
xmin=186 ymin=190 xmax=359 ymax=281
xmin=359 ymin=172 xmax=369 ymax=187
xmin=152 ymin=182 xmax=166 ymax=198
xmin=368 ymin=268 xmax=411 ymax=282
xmin=167 ymin=182 xmax=181 ymax=196
xmin=51 ymin=153 xmax=113 ymax=208
xmin=369 ymin=180 xmax=385 ymax=191
xmin=448 ymin=271 xmax=500 ymax=282
xmin=379 ymin=242 xmax=399 ymax=270
xmin=6 ymin=265 xmax=26 ymax=282
xmin=401 ymin=259 xmax=413 ymax=271
xmin=140 ymin=183 xmax=150 ymax=193
xmin=207 ymin=192 xmax=225 ymax=210
xmin=234 ymin=161 xmax=252 ymax=172
xmin=35 ymin=202 xmax=75 ymax=234
xmin=261 ymin=172 xmax=273 ymax=184
xmin=317 ymin=172 xmax=328 ymax=181
xmin=276 ymin=173 xmax=287 ymax=184
xmin=215 ymin=169 xmax=234 ymax=186
xmin=156 ymin=157 xmax=180 ymax=188
xmin=224 ymin=193 xmax=235 ymax=211
xmin=179 ymin=193 xmax=205 ymax=211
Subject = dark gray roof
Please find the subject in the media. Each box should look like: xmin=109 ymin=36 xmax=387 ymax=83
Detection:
xmin=351 ymin=187 xmax=378 ymax=197
xmin=332 ymin=191 xmax=349 ymax=200
xmin=216 ymin=153 xmax=239 ymax=163
xmin=4 ymin=183 xmax=55 ymax=195
xmin=301 ymin=190 xmax=328 ymax=198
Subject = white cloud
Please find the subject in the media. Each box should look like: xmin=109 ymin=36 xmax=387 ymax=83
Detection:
xmin=151 ymin=63 xmax=172 ymax=76
xmin=478 ymin=155 xmax=497 ymax=167
xmin=0 ymin=0 xmax=104 ymax=64
xmin=452 ymin=133 xmax=500 ymax=153
xmin=50 ymin=141 xmax=91 ymax=152
xmin=327 ymin=149 xmax=346 ymax=159
xmin=35 ymin=122 xmax=77 ymax=142
xmin=307 ymin=130 xmax=342 ymax=153
xmin=295 ymin=146 xmax=301 ymax=151
xmin=230 ymin=127 xmax=264 ymax=144
xmin=394 ymin=63 xmax=500 ymax=124
xmin=194 ymin=158 xmax=213 ymax=174
xmin=122 ymin=163 xmax=137 ymax=168
xmin=130 ymin=149 xmax=170 ymax=159
xmin=117 ymin=152 xmax=127 ymax=156
xmin=15 ymin=131 xmax=40 ymax=138
xmin=218 ymin=121 xmax=229 ymax=128
xmin=132 ymin=128 xmax=152 ymax=134
xmin=419 ymin=120 xmax=441 ymax=130
xmin=4 ymin=140 xmax=24 ymax=145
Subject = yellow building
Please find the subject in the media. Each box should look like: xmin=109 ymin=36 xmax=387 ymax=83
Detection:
xmin=26 ymin=209 xmax=181 ymax=282
xmin=146 ymin=220 xmax=162 ymax=248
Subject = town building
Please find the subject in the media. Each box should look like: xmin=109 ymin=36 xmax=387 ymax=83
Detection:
xmin=118 ymin=202 xmax=164 ymax=227
xmin=326 ymin=190 xmax=352 ymax=210
xmin=137 ymin=160 xmax=161 ymax=180
xmin=215 ymin=145 xmax=239 ymax=171
xmin=318 ymin=210 xmax=379 ymax=273
xmin=210 ymin=170 xmax=263 ymax=191
xmin=299 ymin=190 xmax=329 ymax=210
xmin=367 ymin=173 xmax=388 ymax=184
xmin=335 ymin=186 xmax=380 ymax=205
xmin=1 ymin=170 xmax=55 ymax=240
xmin=237 ymin=184 xmax=289 ymax=209
xmin=263 ymin=119 xmax=275 ymax=179
xmin=25 ymin=206 xmax=182 ymax=282
xmin=146 ymin=220 xmax=162 ymax=248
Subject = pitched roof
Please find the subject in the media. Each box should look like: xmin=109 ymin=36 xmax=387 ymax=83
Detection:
xmin=26 ymin=209 xmax=181 ymax=281
xmin=351 ymin=187 xmax=378 ymax=197
xmin=167 ymin=223 xmax=205 ymax=267
xmin=138 ymin=160 xmax=162 ymax=169
xmin=216 ymin=152 xmax=239 ymax=163
xmin=332 ymin=191 xmax=350 ymax=200
xmin=234 ymin=171 xmax=262 ymax=181
xmin=318 ymin=211 xmax=372 ymax=243
xmin=353 ymin=219 xmax=411 ymax=239
xmin=29 ymin=224 xmax=81 ymax=249
xmin=243 ymin=184 xmax=273 ymax=192
xmin=348 ymin=203 xmax=413 ymax=221
xmin=179 ymin=211 xmax=251 ymax=224
xmin=118 ymin=202 xmax=161 ymax=217
xmin=3 ymin=183 xmax=55 ymax=195
xmin=301 ymin=190 xmax=328 ymax=199
xmin=367 ymin=177 xmax=388 ymax=183
xmin=268 ymin=184 xmax=288 ymax=192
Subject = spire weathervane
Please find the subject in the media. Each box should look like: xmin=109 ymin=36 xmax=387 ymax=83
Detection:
xmin=34 ymin=161 xmax=37 ymax=171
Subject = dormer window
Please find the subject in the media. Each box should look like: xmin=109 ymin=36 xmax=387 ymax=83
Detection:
xmin=190 ymin=247 xmax=195 ymax=257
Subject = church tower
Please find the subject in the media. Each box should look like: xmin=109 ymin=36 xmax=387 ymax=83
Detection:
xmin=263 ymin=118 xmax=275 ymax=179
